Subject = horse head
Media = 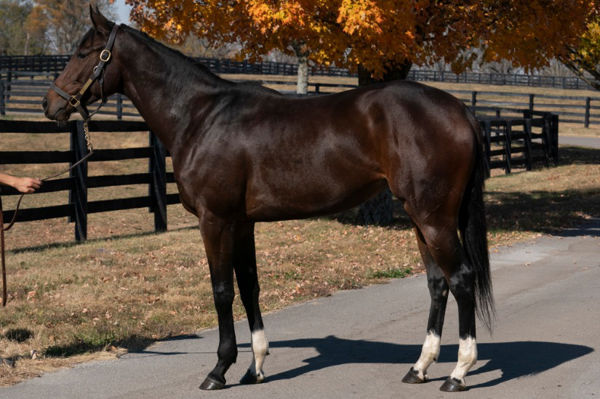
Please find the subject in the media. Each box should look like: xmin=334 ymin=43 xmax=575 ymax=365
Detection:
xmin=43 ymin=6 xmax=122 ymax=122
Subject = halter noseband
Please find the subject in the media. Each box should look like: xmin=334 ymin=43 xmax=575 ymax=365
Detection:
xmin=50 ymin=23 xmax=120 ymax=121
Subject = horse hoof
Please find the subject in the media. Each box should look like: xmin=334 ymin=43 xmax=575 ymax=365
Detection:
xmin=439 ymin=377 xmax=467 ymax=392
xmin=240 ymin=369 xmax=265 ymax=385
xmin=199 ymin=376 xmax=225 ymax=390
xmin=402 ymin=367 xmax=426 ymax=384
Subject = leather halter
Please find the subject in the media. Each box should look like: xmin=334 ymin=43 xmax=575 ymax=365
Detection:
xmin=50 ymin=23 xmax=119 ymax=121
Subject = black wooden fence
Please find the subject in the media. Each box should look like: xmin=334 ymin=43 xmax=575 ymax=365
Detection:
xmin=453 ymin=89 xmax=599 ymax=127
xmin=0 ymin=71 xmax=138 ymax=119
xmin=0 ymin=55 xmax=70 ymax=73
xmin=407 ymin=69 xmax=592 ymax=90
xmin=0 ymin=120 xmax=177 ymax=241
xmin=0 ymin=71 xmax=594 ymax=127
xmin=477 ymin=110 xmax=559 ymax=175
xmin=0 ymin=110 xmax=558 ymax=240
xmin=0 ymin=54 xmax=593 ymax=89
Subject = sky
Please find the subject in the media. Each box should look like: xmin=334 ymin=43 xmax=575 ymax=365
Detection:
xmin=112 ymin=0 xmax=133 ymax=24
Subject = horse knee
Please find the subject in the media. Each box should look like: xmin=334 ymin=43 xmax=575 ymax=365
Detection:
xmin=217 ymin=339 xmax=238 ymax=363
xmin=213 ymin=282 xmax=235 ymax=307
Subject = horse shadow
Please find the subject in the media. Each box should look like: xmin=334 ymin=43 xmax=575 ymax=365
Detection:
xmin=239 ymin=336 xmax=593 ymax=389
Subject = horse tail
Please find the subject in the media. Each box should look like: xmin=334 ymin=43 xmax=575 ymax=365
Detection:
xmin=459 ymin=108 xmax=495 ymax=332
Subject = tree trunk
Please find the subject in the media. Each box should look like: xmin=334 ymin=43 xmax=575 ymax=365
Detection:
xmin=356 ymin=60 xmax=412 ymax=226
xmin=293 ymin=41 xmax=309 ymax=95
xmin=24 ymin=32 xmax=30 ymax=56
xmin=296 ymin=54 xmax=309 ymax=95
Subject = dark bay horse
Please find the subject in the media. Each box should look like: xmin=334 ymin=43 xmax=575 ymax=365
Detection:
xmin=43 ymin=7 xmax=493 ymax=393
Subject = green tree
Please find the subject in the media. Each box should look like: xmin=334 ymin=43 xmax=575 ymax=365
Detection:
xmin=0 ymin=0 xmax=47 ymax=55
xmin=561 ymin=12 xmax=600 ymax=90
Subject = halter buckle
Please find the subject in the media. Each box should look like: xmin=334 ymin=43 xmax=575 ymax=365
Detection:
xmin=69 ymin=96 xmax=80 ymax=108
xmin=99 ymin=49 xmax=111 ymax=62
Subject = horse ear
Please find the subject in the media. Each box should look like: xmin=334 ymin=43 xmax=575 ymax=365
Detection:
xmin=90 ymin=4 xmax=112 ymax=35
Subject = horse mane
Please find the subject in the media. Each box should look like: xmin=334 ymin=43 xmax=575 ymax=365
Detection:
xmin=119 ymin=25 xmax=283 ymax=96
xmin=120 ymin=24 xmax=231 ymax=86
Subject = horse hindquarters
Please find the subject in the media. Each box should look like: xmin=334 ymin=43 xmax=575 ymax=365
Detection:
xmin=398 ymin=117 xmax=493 ymax=391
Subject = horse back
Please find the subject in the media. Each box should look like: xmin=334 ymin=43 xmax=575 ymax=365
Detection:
xmin=175 ymin=81 xmax=476 ymax=221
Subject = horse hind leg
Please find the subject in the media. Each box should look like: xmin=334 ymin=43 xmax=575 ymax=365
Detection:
xmin=441 ymin=254 xmax=477 ymax=392
xmin=420 ymin=222 xmax=477 ymax=392
xmin=403 ymin=226 xmax=449 ymax=384
xmin=233 ymin=222 xmax=270 ymax=385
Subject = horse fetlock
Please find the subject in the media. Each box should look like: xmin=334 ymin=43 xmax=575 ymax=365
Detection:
xmin=402 ymin=367 xmax=427 ymax=384
xmin=411 ymin=331 xmax=441 ymax=381
xmin=240 ymin=368 xmax=265 ymax=385
xmin=449 ymin=336 xmax=477 ymax=385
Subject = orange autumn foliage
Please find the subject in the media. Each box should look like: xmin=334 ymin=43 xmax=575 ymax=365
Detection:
xmin=120 ymin=1 xmax=597 ymax=78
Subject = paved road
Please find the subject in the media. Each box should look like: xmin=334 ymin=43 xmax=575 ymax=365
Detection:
xmin=560 ymin=135 xmax=600 ymax=149
xmin=2 ymin=219 xmax=599 ymax=399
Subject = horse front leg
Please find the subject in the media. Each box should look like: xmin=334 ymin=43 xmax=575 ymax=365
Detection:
xmin=232 ymin=222 xmax=269 ymax=384
xmin=199 ymin=212 xmax=237 ymax=390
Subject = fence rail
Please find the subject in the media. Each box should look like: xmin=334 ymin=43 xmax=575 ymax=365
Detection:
xmin=406 ymin=70 xmax=592 ymax=90
xmin=1 ymin=71 xmax=595 ymax=127
xmin=0 ymin=71 xmax=138 ymax=119
xmin=477 ymin=110 xmax=559 ymax=174
xmin=0 ymin=120 xmax=176 ymax=241
xmin=453 ymin=89 xmax=599 ymax=127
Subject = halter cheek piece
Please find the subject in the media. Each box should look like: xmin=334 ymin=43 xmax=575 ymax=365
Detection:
xmin=50 ymin=23 xmax=120 ymax=121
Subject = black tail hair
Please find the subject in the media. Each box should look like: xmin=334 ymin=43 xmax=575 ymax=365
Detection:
xmin=460 ymin=109 xmax=495 ymax=332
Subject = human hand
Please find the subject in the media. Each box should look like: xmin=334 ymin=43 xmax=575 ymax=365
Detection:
xmin=13 ymin=177 xmax=42 ymax=194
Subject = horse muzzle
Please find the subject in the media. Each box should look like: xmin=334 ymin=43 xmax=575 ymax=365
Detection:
xmin=42 ymin=94 xmax=72 ymax=122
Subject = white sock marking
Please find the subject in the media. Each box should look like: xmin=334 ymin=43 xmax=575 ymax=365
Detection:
xmin=249 ymin=329 xmax=269 ymax=381
xmin=450 ymin=336 xmax=477 ymax=384
xmin=413 ymin=331 xmax=441 ymax=380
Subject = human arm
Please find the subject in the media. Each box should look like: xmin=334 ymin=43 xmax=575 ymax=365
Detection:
xmin=0 ymin=173 xmax=42 ymax=193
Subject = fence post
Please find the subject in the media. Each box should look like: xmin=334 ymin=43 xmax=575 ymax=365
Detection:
xmin=504 ymin=121 xmax=512 ymax=174
xmin=471 ymin=91 xmax=477 ymax=108
xmin=551 ymin=114 xmax=559 ymax=164
xmin=116 ymin=94 xmax=123 ymax=120
xmin=529 ymin=94 xmax=535 ymax=112
xmin=523 ymin=119 xmax=533 ymax=171
xmin=481 ymin=121 xmax=491 ymax=178
xmin=584 ymin=97 xmax=591 ymax=128
xmin=149 ymin=131 xmax=167 ymax=232
xmin=70 ymin=121 xmax=88 ymax=241
xmin=6 ymin=71 xmax=11 ymax=101
xmin=0 ymin=81 xmax=5 ymax=116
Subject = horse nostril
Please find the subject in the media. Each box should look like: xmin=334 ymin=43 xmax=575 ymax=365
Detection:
xmin=42 ymin=97 xmax=48 ymax=112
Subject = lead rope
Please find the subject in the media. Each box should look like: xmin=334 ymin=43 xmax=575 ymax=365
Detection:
xmin=1 ymin=120 xmax=94 ymax=306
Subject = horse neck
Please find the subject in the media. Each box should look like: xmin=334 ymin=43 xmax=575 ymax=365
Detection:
xmin=117 ymin=29 xmax=231 ymax=151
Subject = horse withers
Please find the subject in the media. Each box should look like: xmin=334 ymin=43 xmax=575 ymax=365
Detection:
xmin=43 ymin=7 xmax=493 ymax=392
